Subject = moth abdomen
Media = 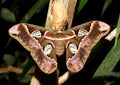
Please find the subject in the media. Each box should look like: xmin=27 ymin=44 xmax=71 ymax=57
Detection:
xmin=55 ymin=40 xmax=65 ymax=56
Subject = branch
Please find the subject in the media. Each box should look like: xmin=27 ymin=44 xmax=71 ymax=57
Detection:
xmin=31 ymin=0 xmax=77 ymax=85
xmin=105 ymin=28 xmax=116 ymax=41
xmin=58 ymin=71 xmax=70 ymax=85
xmin=0 ymin=66 xmax=35 ymax=74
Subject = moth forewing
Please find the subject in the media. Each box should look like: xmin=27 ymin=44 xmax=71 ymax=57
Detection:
xmin=66 ymin=21 xmax=110 ymax=73
xmin=8 ymin=23 xmax=57 ymax=74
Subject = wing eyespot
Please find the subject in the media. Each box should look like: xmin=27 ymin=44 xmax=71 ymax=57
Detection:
xmin=78 ymin=28 xmax=88 ymax=37
xmin=31 ymin=30 xmax=41 ymax=38
xmin=68 ymin=43 xmax=78 ymax=54
xmin=43 ymin=44 xmax=52 ymax=55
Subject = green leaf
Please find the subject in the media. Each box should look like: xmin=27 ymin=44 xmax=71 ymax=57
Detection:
xmin=3 ymin=54 xmax=15 ymax=65
xmin=19 ymin=74 xmax=32 ymax=83
xmin=20 ymin=0 xmax=49 ymax=22
xmin=18 ymin=57 xmax=34 ymax=83
xmin=111 ymin=72 xmax=120 ymax=78
xmin=76 ymin=0 xmax=88 ymax=14
xmin=102 ymin=0 xmax=112 ymax=16
xmin=0 ymin=0 xmax=6 ymax=4
xmin=6 ymin=0 xmax=49 ymax=49
xmin=114 ymin=14 xmax=120 ymax=48
xmin=89 ymin=37 xmax=120 ymax=84
xmin=5 ymin=37 xmax=12 ymax=49
xmin=0 ymin=8 xmax=16 ymax=23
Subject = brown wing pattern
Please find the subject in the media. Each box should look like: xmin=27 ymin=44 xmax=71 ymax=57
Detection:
xmin=9 ymin=21 xmax=110 ymax=74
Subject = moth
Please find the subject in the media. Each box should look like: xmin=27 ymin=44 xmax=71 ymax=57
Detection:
xmin=9 ymin=21 xmax=110 ymax=74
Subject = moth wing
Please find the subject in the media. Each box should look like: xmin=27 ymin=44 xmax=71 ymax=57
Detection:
xmin=9 ymin=23 xmax=57 ymax=74
xmin=66 ymin=21 xmax=110 ymax=72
